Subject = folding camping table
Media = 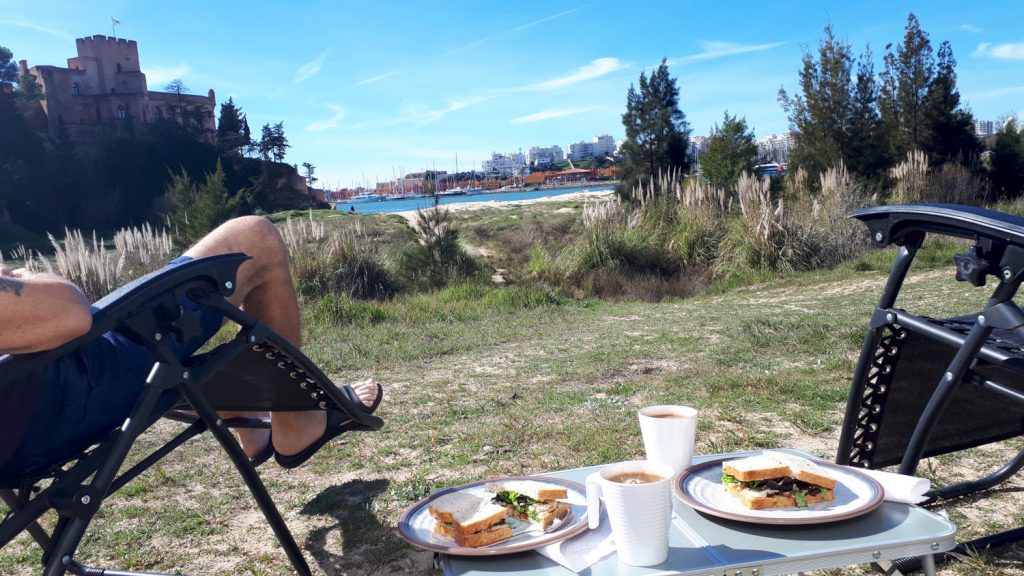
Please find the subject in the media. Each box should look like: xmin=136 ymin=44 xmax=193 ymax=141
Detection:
xmin=441 ymin=451 xmax=956 ymax=576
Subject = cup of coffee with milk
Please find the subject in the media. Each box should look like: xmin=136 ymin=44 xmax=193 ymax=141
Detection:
xmin=638 ymin=404 xmax=698 ymax=474
xmin=586 ymin=460 xmax=674 ymax=566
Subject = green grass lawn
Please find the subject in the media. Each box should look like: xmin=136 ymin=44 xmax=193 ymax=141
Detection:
xmin=2 ymin=204 xmax=1022 ymax=575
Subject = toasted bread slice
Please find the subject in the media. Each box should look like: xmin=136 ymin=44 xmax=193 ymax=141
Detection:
xmin=435 ymin=519 xmax=513 ymax=547
xmin=762 ymin=450 xmax=838 ymax=490
xmin=730 ymin=486 xmax=835 ymax=510
xmin=485 ymin=480 xmax=569 ymax=501
xmin=428 ymin=492 xmax=509 ymax=534
xmin=722 ymin=455 xmax=791 ymax=482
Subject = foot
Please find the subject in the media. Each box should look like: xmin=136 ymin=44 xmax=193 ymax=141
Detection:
xmin=272 ymin=378 xmax=380 ymax=458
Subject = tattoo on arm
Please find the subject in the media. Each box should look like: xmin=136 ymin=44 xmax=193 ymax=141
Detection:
xmin=0 ymin=277 xmax=24 ymax=297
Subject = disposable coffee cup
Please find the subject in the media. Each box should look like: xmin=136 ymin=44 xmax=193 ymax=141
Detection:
xmin=639 ymin=405 xmax=698 ymax=474
xmin=586 ymin=460 xmax=674 ymax=567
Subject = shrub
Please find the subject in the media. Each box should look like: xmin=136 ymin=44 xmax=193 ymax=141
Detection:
xmin=283 ymin=213 xmax=398 ymax=300
xmin=396 ymin=207 xmax=481 ymax=290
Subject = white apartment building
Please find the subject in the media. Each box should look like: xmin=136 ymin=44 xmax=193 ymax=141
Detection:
xmin=527 ymin=145 xmax=565 ymax=167
xmin=568 ymin=134 xmax=616 ymax=161
xmin=757 ymin=133 xmax=795 ymax=163
xmin=482 ymin=151 xmax=527 ymax=177
xmin=974 ymin=120 xmax=995 ymax=136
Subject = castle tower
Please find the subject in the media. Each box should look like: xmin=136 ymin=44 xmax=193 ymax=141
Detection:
xmin=25 ymin=35 xmax=216 ymax=145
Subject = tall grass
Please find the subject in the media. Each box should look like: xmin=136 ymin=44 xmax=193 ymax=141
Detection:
xmin=890 ymin=150 xmax=987 ymax=205
xmin=11 ymin=224 xmax=174 ymax=301
xmin=282 ymin=212 xmax=398 ymax=300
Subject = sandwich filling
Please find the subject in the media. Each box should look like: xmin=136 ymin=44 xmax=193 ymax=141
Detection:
xmin=720 ymin=452 xmax=839 ymax=510
xmin=721 ymin=473 xmax=831 ymax=507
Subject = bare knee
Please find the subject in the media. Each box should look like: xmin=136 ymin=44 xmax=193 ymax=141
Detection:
xmin=189 ymin=216 xmax=289 ymax=264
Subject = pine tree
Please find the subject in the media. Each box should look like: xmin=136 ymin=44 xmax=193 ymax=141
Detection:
xmin=270 ymin=122 xmax=289 ymax=162
xmin=165 ymin=161 xmax=240 ymax=244
xmin=922 ymin=42 xmax=980 ymax=165
xmin=845 ymin=49 xmax=888 ymax=181
xmin=0 ymin=46 xmax=17 ymax=88
xmin=258 ymin=123 xmax=273 ymax=160
xmin=990 ymin=119 xmax=1024 ymax=199
xmin=619 ymin=58 xmax=690 ymax=199
xmin=879 ymin=13 xmax=935 ymax=158
xmin=301 ymin=162 xmax=317 ymax=187
xmin=216 ymin=97 xmax=247 ymax=154
xmin=779 ymin=24 xmax=854 ymax=178
xmin=700 ymin=112 xmax=759 ymax=192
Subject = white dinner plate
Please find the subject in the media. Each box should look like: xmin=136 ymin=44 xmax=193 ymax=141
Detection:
xmin=398 ymin=476 xmax=591 ymax=556
xmin=675 ymin=453 xmax=885 ymax=525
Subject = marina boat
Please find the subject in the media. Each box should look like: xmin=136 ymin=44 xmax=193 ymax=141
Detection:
xmin=348 ymin=193 xmax=385 ymax=203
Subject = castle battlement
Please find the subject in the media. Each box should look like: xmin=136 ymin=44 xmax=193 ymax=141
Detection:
xmin=76 ymin=35 xmax=137 ymax=47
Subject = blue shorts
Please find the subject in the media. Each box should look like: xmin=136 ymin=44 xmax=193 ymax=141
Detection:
xmin=0 ymin=256 xmax=226 ymax=476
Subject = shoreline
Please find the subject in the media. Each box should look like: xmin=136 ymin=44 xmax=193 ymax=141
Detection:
xmin=391 ymin=189 xmax=615 ymax=222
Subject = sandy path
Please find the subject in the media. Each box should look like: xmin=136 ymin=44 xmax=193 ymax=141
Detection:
xmin=392 ymin=189 xmax=615 ymax=222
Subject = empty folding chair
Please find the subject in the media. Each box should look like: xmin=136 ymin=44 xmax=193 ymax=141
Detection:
xmin=837 ymin=203 xmax=1024 ymax=571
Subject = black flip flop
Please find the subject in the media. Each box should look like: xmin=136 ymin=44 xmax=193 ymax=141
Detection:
xmin=249 ymin=432 xmax=274 ymax=467
xmin=274 ymin=383 xmax=383 ymax=469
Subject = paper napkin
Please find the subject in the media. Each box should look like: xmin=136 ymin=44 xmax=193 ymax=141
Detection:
xmin=535 ymin=504 xmax=616 ymax=573
xmin=855 ymin=467 xmax=931 ymax=504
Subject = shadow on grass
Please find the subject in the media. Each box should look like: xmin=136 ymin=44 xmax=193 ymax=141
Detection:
xmin=301 ymin=478 xmax=418 ymax=574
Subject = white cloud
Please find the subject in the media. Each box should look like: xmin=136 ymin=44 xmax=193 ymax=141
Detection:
xmin=0 ymin=19 xmax=72 ymax=39
xmin=513 ymin=58 xmax=628 ymax=92
xmin=973 ymin=42 xmax=1024 ymax=60
xmin=668 ymin=41 xmax=785 ymax=65
xmin=305 ymin=105 xmax=347 ymax=132
xmin=294 ymin=51 xmax=328 ymax=83
xmin=510 ymin=106 xmax=599 ymax=124
xmin=146 ymin=63 xmax=192 ymax=86
xmin=354 ymin=70 xmax=400 ymax=86
xmin=442 ymin=6 xmax=584 ymax=56
xmin=396 ymin=96 xmax=492 ymax=125
xmin=970 ymin=85 xmax=1024 ymax=99
xmin=960 ymin=24 xmax=984 ymax=33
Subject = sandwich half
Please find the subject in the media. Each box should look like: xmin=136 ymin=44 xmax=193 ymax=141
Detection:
xmin=428 ymin=492 xmax=512 ymax=547
xmin=721 ymin=453 xmax=837 ymax=510
xmin=485 ymin=480 xmax=571 ymax=530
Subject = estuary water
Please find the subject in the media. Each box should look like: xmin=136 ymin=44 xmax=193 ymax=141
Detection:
xmin=334 ymin=184 xmax=615 ymax=214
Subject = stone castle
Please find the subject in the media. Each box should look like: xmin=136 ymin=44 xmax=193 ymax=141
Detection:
xmin=21 ymin=35 xmax=216 ymax=142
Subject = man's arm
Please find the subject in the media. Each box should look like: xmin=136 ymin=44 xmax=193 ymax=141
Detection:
xmin=0 ymin=266 xmax=92 ymax=355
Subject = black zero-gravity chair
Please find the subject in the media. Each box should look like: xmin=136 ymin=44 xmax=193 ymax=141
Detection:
xmin=0 ymin=253 xmax=383 ymax=576
xmin=836 ymin=204 xmax=1024 ymax=573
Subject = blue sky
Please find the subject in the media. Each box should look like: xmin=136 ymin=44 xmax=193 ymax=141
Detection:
xmin=2 ymin=1 xmax=1023 ymax=188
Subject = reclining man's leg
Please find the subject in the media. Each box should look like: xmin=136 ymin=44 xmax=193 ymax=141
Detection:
xmin=182 ymin=216 xmax=379 ymax=459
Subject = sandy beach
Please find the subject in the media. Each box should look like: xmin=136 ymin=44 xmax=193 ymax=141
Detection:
xmin=392 ymin=188 xmax=615 ymax=222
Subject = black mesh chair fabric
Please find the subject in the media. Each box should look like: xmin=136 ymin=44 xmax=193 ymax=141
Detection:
xmin=850 ymin=320 xmax=1024 ymax=469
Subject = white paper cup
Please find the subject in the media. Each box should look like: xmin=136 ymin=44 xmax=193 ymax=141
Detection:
xmin=639 ymin=405 xmax=698 ymax=474
xmin=586 ymin=460 xmax=674 ymax=567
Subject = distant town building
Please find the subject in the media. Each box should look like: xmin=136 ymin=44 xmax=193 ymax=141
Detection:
xmin=482 ymin=151 xmax=527 ymax=177
xmin=526 ymin=145 xmax=565 ymax=167
xmin=757 ymin=133 xmax=795 ymax=163
xmin=689 ymin=135 xmax=710 ymax=164
xmin=21 ymin=35 xmax=216 ymax=145
xmin=568 ymin=134 xmax=615 ymax=161
xmin=974 ymin=119 xmax=995 ymax=136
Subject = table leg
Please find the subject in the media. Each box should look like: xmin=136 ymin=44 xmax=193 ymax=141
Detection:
xmin=921 ymin=554 xmax=937 ymax=576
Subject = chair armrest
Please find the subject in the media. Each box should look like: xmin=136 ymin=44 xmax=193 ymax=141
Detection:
xmin=853 ymin=203 xmax=1024 ymax=248
xmin=0 ymin=253 xmax=248 ymax=385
